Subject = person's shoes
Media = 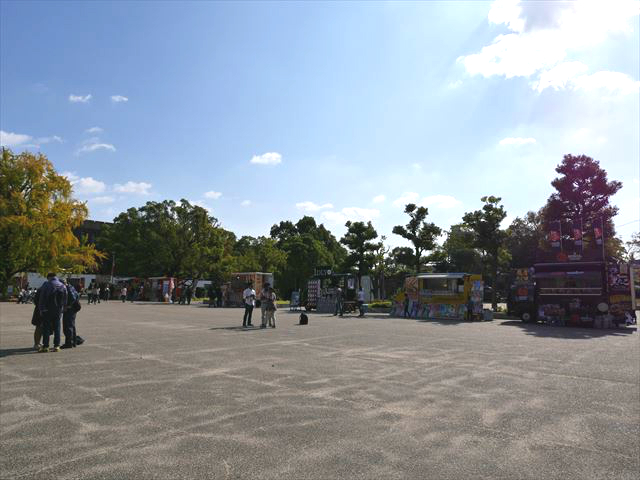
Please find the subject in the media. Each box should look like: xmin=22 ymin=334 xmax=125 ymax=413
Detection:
xmin=271 ymin=325 xmax=276 ymax=328
xmin=247 ymin=324 xmax=253 ymax=327
xmin=34 ymin=343 xmax=42 ymax=351
xmin=60 ymin=344 xmax=73 ymax=349
xmin=38 ymin=346 xmax=49 ymax=353
xmin=260 ymin=325 xmax=266 ymax=329
xmin=75 ymin=336 xmax=85 ymax=345
xmin=50 ymin=346 xmax=60 ymax=352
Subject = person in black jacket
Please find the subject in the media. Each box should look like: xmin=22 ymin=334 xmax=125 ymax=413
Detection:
xmin=61 ymin=279 xmax=80 ymax=349
xmin=37 ymin=273 xmax=67 ymax=352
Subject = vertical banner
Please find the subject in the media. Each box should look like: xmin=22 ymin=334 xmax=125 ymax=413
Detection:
xmin=572 ymin=218 xmax=583 ymax=252
xmin=593 ymin=217 xmax=603 ymax=246
xmin=549 ymin=220 xmax=562 ymax=250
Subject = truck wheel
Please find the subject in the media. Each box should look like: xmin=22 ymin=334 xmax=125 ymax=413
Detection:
xmin=521 ymin=312 xmax=531 ymax=323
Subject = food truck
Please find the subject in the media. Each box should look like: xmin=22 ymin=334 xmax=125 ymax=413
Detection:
xmin=223 ymin=272 xmax=274 ymax=307
xmin=525 ymin=261 xmax=635 ymax=327
xmin=305 ymin=268 xmax=372 ymax=313
xmin=391 ymin=273 xmax=484 ymax=321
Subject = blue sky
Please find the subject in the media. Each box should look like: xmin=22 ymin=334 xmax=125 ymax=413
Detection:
xmin=1 ymin=0 xmax=639 ymax=245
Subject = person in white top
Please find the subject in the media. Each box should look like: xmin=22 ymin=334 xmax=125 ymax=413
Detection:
xmin=259 ymin=283 xmax=271 ymax=328
xmin=242 ymin=283 xmax=256 ymax=328
xmin=357 ymin=287 xmax=365 ymax=317
xmin=120 ymin=286 xmax=127 ymax=302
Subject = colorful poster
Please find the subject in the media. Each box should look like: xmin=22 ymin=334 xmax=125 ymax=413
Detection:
xmin=593 ymin=217 xmax=603 ymax=246
xmin=572 ymin=218 xmax=583 ymax=249
xmin=549 ymin=221 xmax=561 ymax=249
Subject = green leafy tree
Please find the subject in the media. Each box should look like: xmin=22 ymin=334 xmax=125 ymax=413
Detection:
xmin=433 ymin=224 xmax=483 ymax=274
xmin=0 ymin=149 xmax=103 ymax=298
xmin=340 ymin=221 xmax=379 ymax=288
xmin=100 ymin=199 xmax=230 ymax=281
xmin=233 ymin=236 xmax=287 ymax=273
xmin=392 ymin=203 xmax=442 ymax=273
xmin=542 ymin=154 xmax=623 ymax=255
xmin=462 ymin=196 xmax=507 ymax=311
xmin=504 ymin=211 xmax=544 ymax=268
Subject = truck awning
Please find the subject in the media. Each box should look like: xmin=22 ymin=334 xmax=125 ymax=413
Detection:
xmin=415 ymin=273 xmax=467 ymax=279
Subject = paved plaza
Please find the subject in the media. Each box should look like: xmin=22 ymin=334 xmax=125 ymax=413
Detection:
xmin=1 ymin=302 xmax=638 ymax=479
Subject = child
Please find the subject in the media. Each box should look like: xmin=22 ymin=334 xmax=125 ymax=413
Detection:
xmin=266 ymin=287 xmax=277 ymax=328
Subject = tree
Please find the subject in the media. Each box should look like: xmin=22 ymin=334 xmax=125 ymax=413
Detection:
xmin=100 ymin=199 xmax=230 ymax=280
xmin=340 ymin=221 xmax=379 ymax=288
xmin=462 ymin=196 xmax=507 ymax=311
xmin=0 ymin=149 xmax=103 ymax=298
xmin=504 ymin=211 xmax=544 ymax=268
xmin=233 ymin=236 xmax=287 ymax=273
xmin=542 ymin=154 xmax=623 ymax=255
xmin=269 ymin=216 xmax=347 ymax=298
xmin=627 ymin=232 xmax=640 ymax=260
xmin=392 ymin=203 xmax=442 ymax=273
xmin=433 ymin=223 xmax=483 ymax=274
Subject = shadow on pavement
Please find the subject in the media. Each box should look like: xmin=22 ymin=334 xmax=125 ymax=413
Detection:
xmin=0 ymin=347 xmax=38 ymax=358
xmin=499 ymin=320 xmax=637 ymax=339
xmin=209 ymin=326 xmax=272 ymax=332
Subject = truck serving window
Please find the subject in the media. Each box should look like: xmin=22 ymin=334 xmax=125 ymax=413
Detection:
xmin=537 ymin=271 xmax=602 ymax=295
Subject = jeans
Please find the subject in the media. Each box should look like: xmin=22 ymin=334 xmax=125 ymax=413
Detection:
xmin=63 ymin=311 xmax=77 ymax=346
xmin=243 ymin=305 xmax=254 ymax=326
xmin=42 ymin=312 xmax=62 ymax=347
xmin=358 ymin=301 xmax=364 ymax=316
xmin=334 ymin=301 xmax=343 ymax=316
xmin=267 ymin=309 xmax=276 ymax=327
xmin=261 ymin=305 xmax=267 ymax=327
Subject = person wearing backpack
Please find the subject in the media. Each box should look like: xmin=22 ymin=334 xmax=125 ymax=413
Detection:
xmin=37 ymin=273 xmax=67 ymax=352
xmin=61 ymin=279 xmax=81 ymax=349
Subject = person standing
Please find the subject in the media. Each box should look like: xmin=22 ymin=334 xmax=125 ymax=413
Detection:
xmin=403 ymin=294 xmax=411 ymax=318
xmin=357 ymin=287 xmax=365 ymax=317
xmin=333 ymin=286 xmax=344 ymax=317
xmin=38 ymin=273 xmax=67 ymax=352
xmin=104 ymin=286 xmax=110 ymax=302
xmin=31 ymin=284 xmax=44 ymax=350
xmin=242 ymin=283 xmax=255 ymax=328
xmin=186 ymin=286 xmax=193 ymax=305
xmin=120 ymin=286 xmax=127 ymax=302
xmin=259 ymin=282 xmax=271 ymax=328
xmin=266 ymin=286 xmax=277 ymax=328
xmin=61 ymin=279 xmax=80 ymax=348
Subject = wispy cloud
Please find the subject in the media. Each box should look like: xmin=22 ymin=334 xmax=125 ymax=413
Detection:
xmin=0 ymin=130 xmax=62 ymax=148
xmin=90 ymin=196 xmax=116 ymax=204
xmin=0 ymin=130 xmax=32 ymax=147
xmin=321 ymin=207 xmax=380 ymax=224
xmin=372 ymin=195 xmax=386 ymax=204
xmin=392 ymin=192 xmax=420 ymax=207
xmin=250 ymin=152 xmax=282 ymax=165
xmin=114 ymin=181 xmax=152 ymax=195
xmin=204 ymin=191 xmax=222 ymax=200
xmin=111 ymin=95 xmax=128 ymax=103
xmin=296 ymin=201 xmax=334 ymax=212
xmin=85 ymin=126 xmax=103 ymax=134
xmin=499 ymin=137 xmax=537 ymax=146
xmin=77 ymin=142 xmax=116 ymax=154
xmin=421 ymin=195 xmax=462 ymax=209
xmin=63 ymin=173 xmax=106 ymax=195
xmin=69 ymin=94 xmax=92 ymax=103
xmin=533 ymin=61 xmax=639 ymax=94
xmin=241 ymin=200 xmax=252 ymax=207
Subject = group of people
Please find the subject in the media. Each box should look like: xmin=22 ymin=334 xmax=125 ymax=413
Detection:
xmin=242 ymin=282 xmax=277 ymax=328
xmin=16 ymin=287 xmax=36 ymax=304
xmin=31 ymin=273 xmax=84 ymax=352
xmin=85 ymin=282 xmax=110 ymax=304
xmin=333 ymin=286 xmax=367 ymax=317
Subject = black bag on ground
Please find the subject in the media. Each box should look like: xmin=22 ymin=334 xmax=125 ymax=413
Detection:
xmin=299 ymin=313 xmax=308 ymax=325
xmin=72 ymin=300 xmax=81 ymax=313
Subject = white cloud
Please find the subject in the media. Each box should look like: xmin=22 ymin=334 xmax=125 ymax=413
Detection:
xmin=499 ymin=137 xmax=537 ymax=146
xmin=73 ymin=176 xmax=106 ymax=195
xmin=111 ymin=95 xmax=128 ymax=103
xmin=241 ymin=200 xmax=252 ymax=207
xmin=90 ymin=196 xmax=115 ymax=204
xmin=295 ymin=201 xmax=334 ymax=212
xmin=533 ymin=61 xmax=640 ymax=94
xmin=114 ymin=181 xmax=152 ymax=195
xmin=0 ymin=130 xmax=32 ymax=147
xmin=250 ymin=152 xmax=282 ymax=165
xmin=447 ymin=80 xmax=463 ymax=89
xmin=459 ymin=0 xmax=640 ymax=93
xmin=421 ymin=195 xmax=462 ymax=209
xmin=204 ymin=191 xmax=222 ymax=200
xmin=77 ymin=141 xmax=116 ymax=154
xmin=69 ymin=94 xmax=92 ymax=103
xmin=393 ymin=192 xmax=420 ymax=207
xmin=85 ymin=127 xmax=103 ymax=134
xmin=372 ymin=195 xmax=386 ymax=204
xmin=321 ymin=207 xmax=380 ymax=224
xmin=35 ymin=135 xmax=63 ymax=145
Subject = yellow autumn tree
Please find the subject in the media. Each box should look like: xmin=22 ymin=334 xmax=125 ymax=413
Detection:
xmin=0 ymin=148 xmax=104 ymax=298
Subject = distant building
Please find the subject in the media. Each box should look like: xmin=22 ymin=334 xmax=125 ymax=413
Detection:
xmin=74 ymin=219 xmax=111 ymax=245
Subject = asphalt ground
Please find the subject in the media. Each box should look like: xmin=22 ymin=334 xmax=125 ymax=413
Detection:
xmin=1 ymin=302 xmax=638 ymax=480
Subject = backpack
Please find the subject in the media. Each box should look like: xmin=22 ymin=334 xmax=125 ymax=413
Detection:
xmin=299 ymin=313 xmax=308 ymax=325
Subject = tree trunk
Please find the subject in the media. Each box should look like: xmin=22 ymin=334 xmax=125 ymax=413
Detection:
xmin=415 ymin=248 xmax=421 ymax=274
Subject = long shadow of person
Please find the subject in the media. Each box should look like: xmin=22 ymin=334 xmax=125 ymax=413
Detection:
xmin=0 ymin=347 xmax=39 ymax=358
